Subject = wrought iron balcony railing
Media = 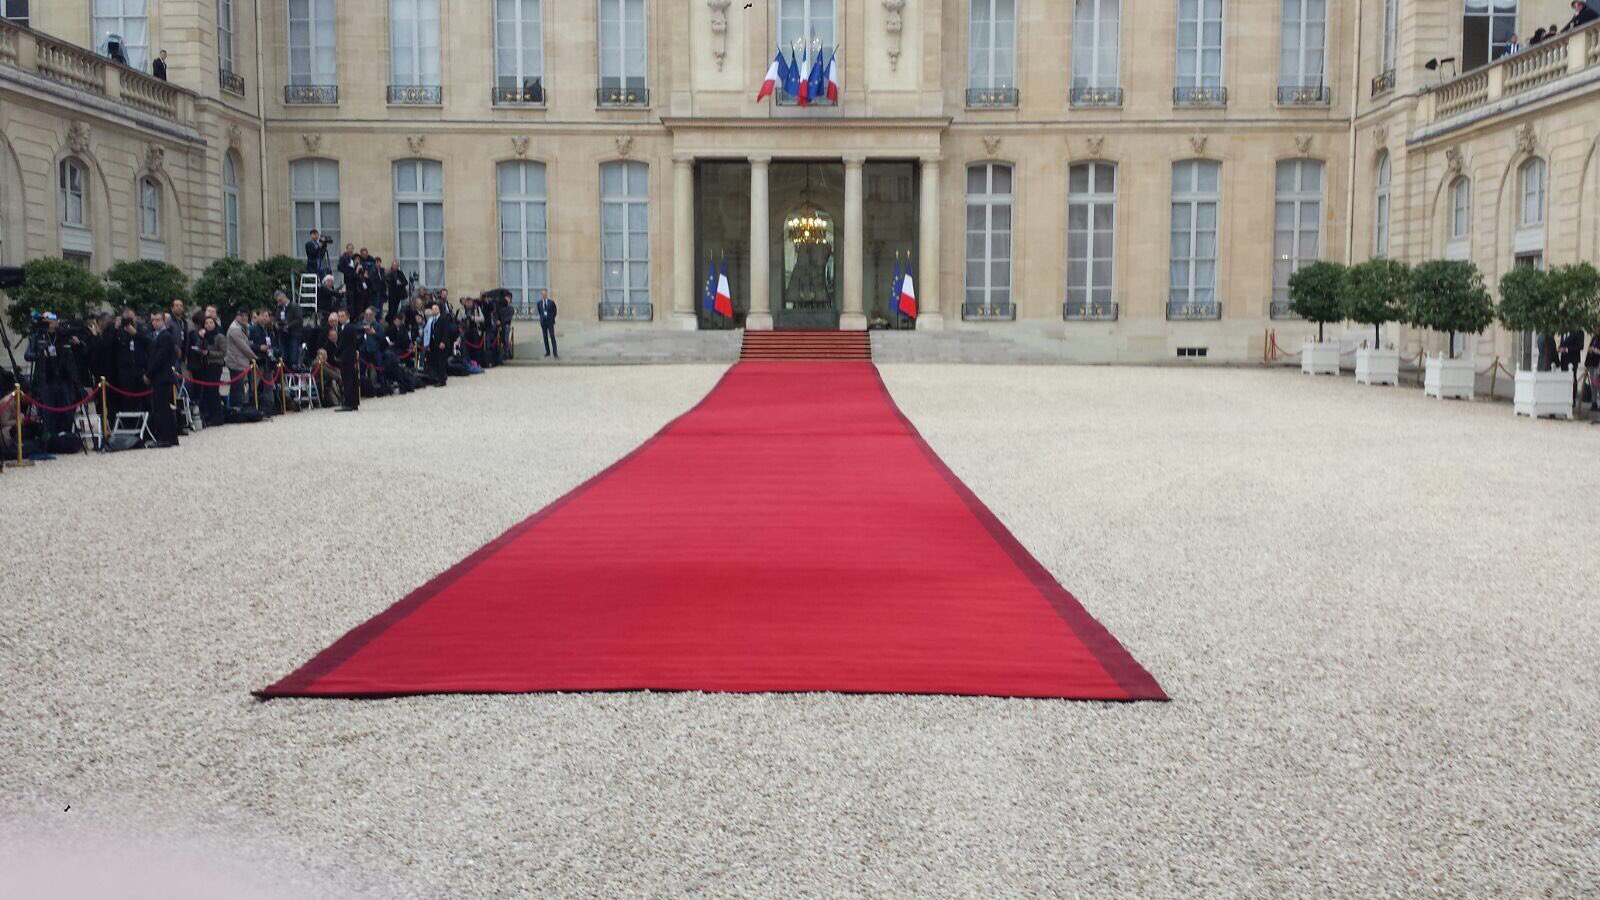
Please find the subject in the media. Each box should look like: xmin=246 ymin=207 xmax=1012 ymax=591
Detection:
xmin=1278 ymin=84 xmax=1331 ymax=105
xmin=284 ymin=84 xmax=338 ymax=105
xmin=1167 ymin=300 xmax=1222 ymax=320
xmin=388 ymin=84 xmax=441 ymax=105
xmin=1173 ymin=85 xmax=1228 ymax=107
xmin=965 ymin=87 xmax=1019 ymax=108
xmin=598 ymin=301 xmax=653 ymax=321
xmin=1269 ymin=300 xmax=1301 ymax=319
xmin=1069 ymin=86 xmax=1123 ymax=107
xmin=219 ymin=69 xmax=245 ymax=96
xmin=492 ymin=83 xmax=546 ymax=105
xmin=776 ymin=87 xmax=836 ymax=106
xmin=597 ymin=86 xmax=649 ymax=106
xmin=1371 ymin=68 xmax=1395 ymax=97
xmin=962 ymin=301 xmax=1016 ymax=321
xmin=1063 ymin=300 xmax=1119 ymax=321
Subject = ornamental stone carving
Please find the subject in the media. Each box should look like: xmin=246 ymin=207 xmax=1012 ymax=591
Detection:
xmin=406 ymin=134 xmax=426 ymax=155
xmin=1445 ymin=145 xmax=1464 ymax=175
xmin=1084 ymin=135 xmax=1105 ymax=158
xmin=1371 ymin=124 xmax=1388 ymax=148
xmin=301 ymin=133 xmax=323 ymax=154
xmin=512 ymin=136 xmax=530 ymax=157
xmin=1515 ymin=122 xmax=1537 ymax=156
xmin=708 ymin=0 xmax=731 ymax=70
xmin=883 ymin=0 xmax=905 ymax=70
xmin=145 ymin=144 xmax=165 ymax=175
xmin=66 ymin=121 xmax=91 ymax=154
xmin=1294 ymin=134 xmax=1313 ymax=157
xmin=615 ymin=135 xmax=634 ymax=158
xmin=227 ymin=124 xmax=243 ymax=150
xmin=1189 ymin=133 xmax=1208 ymax=156
xmin=982 ymin=135 xmax=1002 ymax=158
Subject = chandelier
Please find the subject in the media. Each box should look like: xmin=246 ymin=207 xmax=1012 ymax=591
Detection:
xmin=786 ymin=204 xmax=829 ymax=245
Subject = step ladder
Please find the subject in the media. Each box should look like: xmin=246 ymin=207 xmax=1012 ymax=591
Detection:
xmin=298 ymin=272 xmax=320 ymax=317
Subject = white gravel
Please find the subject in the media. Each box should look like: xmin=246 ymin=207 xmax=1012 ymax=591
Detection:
xmin=2 ymin=364 xmax=1598 ymax=897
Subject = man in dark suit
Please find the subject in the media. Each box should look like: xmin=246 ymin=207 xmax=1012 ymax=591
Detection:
xmin=536 ymin=289 xmax=558 ymax=359
xmin=336 ymin=243 xmax=357 ymax=290
xmin=305 ymin=228 xmax=329 ymax=278
xmin=152 ymin=50 xmax=168 ymax=81
xmin=146 ymin=312 xmax=180 ymax=447
xmin=385 ymin=260 xmax=410 ymax=322
xmin=335 ymin=308 xmax=362 ymax=411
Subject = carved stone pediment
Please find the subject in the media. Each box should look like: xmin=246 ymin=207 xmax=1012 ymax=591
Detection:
xmin=66 ymin=121 xmax=91 ymax=154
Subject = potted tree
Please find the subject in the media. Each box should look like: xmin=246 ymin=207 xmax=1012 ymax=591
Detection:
xmin=1342 ymin=259 xmax=1409 ymax=386
xmin=1288 ymin=261 xmax=1346 ymax=375
xmin=1499 ymin=262 xmax=1600 ymax=419
xmin=1404 ymin=260 xmax=1495 ymax=400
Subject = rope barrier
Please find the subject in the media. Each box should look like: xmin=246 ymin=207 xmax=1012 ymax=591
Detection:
xmin=180 ymin=368 xmax=252 ymax=388
xmin=18 ymin=385 xmax=104 ymax=415
xmin=103 ymin=382 xmax=155 ymax=399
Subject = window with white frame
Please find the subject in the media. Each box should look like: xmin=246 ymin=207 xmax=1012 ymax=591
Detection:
xmin=139 ymin=177 xmax=160 ymax=239
xmin=1170 ymin=160 xmax=1221 ymax=309
xmin=1272 ymin=159 xmax=1324 ymax=306
xmin=291 ymin=158 xmax=341 ymax=250
xmin=60 ymin=159 xmax=87 ymax=227
xmin=1067 ymin=162 xmax=1116 ymax=312
xmin=223 ymin=153 xmax=241 ymax=257
xmin=288 ymin=0 xmax=337 ymax=86
xmin=1374 ymin=151 xmax=1391 ymax=257
xmin=92 ymin=0 xmax=149 ymax=70
xmin=600 ymin=161 xmax=649 ymax=310
xmin=965 ymin=163 xmax=1014 ymax=312
xmin=1450 ymin=177 xmax=1471 ymax=240
xmin=2 ymin=0 xmax=29 ymax=27
xmin=1519 ymin=158 xmax=1546 ymax=228
xmin=499 ymin=161 xmax=548 ymax=306
xmin=1279 ymin=0 xmax=1326 ymax=89
xmin=390 ymin=0 xmax=441 ymax=86
xmin=968 ymin=0 xmax=1016 ymax=91
xmin=1071 ymin=0 xmax=1120 ymax=90
xmin=597 ymin=0 xmax=647 ymax=91
xmin=1382 ymin=0 xmax=1397 ymax=73
xmin=219 ymin=0 xmax=236 ymax=73
xmin=778 ymin=0 xmax=835 ymax=55
xmin=1463 ymin=0 xmax=1516 ymax=71
xmin=394 ymin=159 xmax=445 ymax=288
xmin=1175 ymin=0 xmax=1224 ymax=89
xmin=495 ymin=0 xmax=545 ymax=101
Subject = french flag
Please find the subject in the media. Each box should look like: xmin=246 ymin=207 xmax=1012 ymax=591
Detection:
xmin=796 ymin=46 xmax=812 ymax=106
xmin=825 ymin=48 xmax=840 ymax=102
xmin=756 ymin=49 xmax=786 ymax=102
xmin=702 ymin=259 xmax=718 ymax=313
xmin=897 ymin=269 xmax=918 ymax=319
xmin=714 ymin=258 xmax=734 ymax=318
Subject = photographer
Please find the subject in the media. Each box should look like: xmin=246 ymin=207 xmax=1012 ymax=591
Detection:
xmin=493 ymin=291 xmax=515 ymax=365
xmin=224 ymin=308 xmax=255 ymax=411
xmin=187 ymin=313 xmax=225 ymax=426
xmin=113 ymin=312 xmax=151 ymax=417
xmin=274 ymin=289 xmax=304 ymax=370
xmin=457 ymin=295 xmax=485 ymax=369
xmin=385 ymin=260 xmax=410 ymax=322
xmin=23 ymin=313 xmax=85 ymax=436
xmin=305 ymin=228 xmax=331 ymax=278
xmin=384 ymin=312 xmax=417 ymax=394
xmin=316 ymin=274 xmax=342 ymax=317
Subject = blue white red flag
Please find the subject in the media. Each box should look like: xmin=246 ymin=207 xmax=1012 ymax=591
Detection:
xmin=756 ymin=49 xmax=786 ymax=102
xmin=897 ymin=270 xmax=918 ymax=319
xmin=714 ymin=258 xmax=734 ymax=318
xmin=826 ymin=48 xmax=840 ymax=102
xmin=796 ymin=46 xmax=812 ymax=106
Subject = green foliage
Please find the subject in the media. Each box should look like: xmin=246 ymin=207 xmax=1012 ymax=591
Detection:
xmin=2 ymin=257 xmax=107 ymax=332
xmin=1403 ymin=260 xmax=1495 ymax=354
xmin=1494 ymin=265 xmax=1559 ymax=336
xmin=1287 ymin=261 xmax=1347 ymax=326
xmin=254 ymin=255 xmax=306 ymax=299
xmin=192 ymin=256 xmax=274 ymax=324
xmin=104 ymin=259 xmax=190 ymax=316
xmin=1548 ymin=262 xmax=1600 ymax=334
xmin=1341 ymin=259 xmax=1410 ymax=339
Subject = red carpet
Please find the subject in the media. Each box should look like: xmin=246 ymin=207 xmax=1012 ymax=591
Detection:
xmin=260 ymin=362 xmax=1164 ymax=701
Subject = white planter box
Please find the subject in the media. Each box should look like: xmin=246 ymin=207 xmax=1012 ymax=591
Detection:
xmin=1423 ymin=355 xmax=1475 ymax=400
xmin=1355 ymin=347 xmax=1399 ymax=386
xmin=1301 ymin=341 xmax=1342 ymax=375
xmin=1513 ymin=369 xmax=1574 ymax=419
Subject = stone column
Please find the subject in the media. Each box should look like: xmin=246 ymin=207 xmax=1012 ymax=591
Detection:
xmin=917 ymin=155 xmax=945 ymax=330
xmin=840 ymin=156 xmax=867 ymax=330
xmin=672 ymin=156 xmax=697 ymax=330
xmin=747 ymin=156 xmax=773 ymax=330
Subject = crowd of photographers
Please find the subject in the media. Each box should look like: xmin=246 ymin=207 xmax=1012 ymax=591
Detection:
xmin=5 ymin=239 xmax=515 ymax=457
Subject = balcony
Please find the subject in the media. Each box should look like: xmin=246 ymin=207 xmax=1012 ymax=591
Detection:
xmin=1269 ymin=300 xmax=1300 ymax=319
xmin=387 ymin=84 xmax=441 ymax=105
xmin=1173 ymin=85 xmax=1228 ymax=107
xmin=219 ymin=68 xmax=245 ymax=96
xmin=1427 ymin=23 xmax=1600 ymax=124
xmin=776 ymin=86 xmax=835 ymax=107
xmin=1371 ymin=68 xmax=1395 ymax=97
xmin=965 ymin=87 xmax=1019 ymax=108
xmin=1063 ymin=300 xmax=1118 ymax=321
xmin=1277 ymin=84 xmax=1331 ymax=105
xmin=962 ymin=301 xmax=1016 ymax=321
xmin=1069 ymin=86 xmax=1123 ymax=108
xmin=598 ymin=301 xmax=653 ymax=321
xmin=597 ymin=86 xmax=649 ymax=107
xmin=1167 ymin=301 xmax=1221 ymax=320
xmin=284 ymin=84 xmax=338 ymax=105
xmin=492 ymin=82 xmax=545 ymax=106
xmin=0 ymin=18 xmax=197 ymax=126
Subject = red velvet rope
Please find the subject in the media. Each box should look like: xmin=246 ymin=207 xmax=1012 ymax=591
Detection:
xmin=181 ymin=368 xmax=253 ymax=388
xmin=462 ymin=336 xmax=484 ymax=349
xmin=257 ymin=366 xmax=282 ymax=386
xmin=21 ymin=384 xmax=105 ymax=414
xmin=103 ymin=382 xmax=156 ymax=399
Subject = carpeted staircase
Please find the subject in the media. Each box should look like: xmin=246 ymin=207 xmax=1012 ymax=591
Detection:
xmin=740 ymin=330 xmax=872 ymax=361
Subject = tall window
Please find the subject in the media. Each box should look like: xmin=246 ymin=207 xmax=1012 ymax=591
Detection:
xmin=139 ymin=177 xmax=160 ymax=239
xmin=778 ymin=0 xmax=836 ymax=54
xmin=1072 ymin=0 xmax=1121 ymax=90
xmin=223 ymin=153 xmax=241 ymax=257
xmin=968 ymin=0 xmax=1017 ymax=91
xmin=1067 ymin=162 xmax=1116 ymax=313
xmin=291 ymin=158 xmax=341 ymax=250
xmin=600 ymin=161 xmax=649 ymax=311
xmin=59 ymin=160 xmax=87 ymax=227
xmin=395 ymin=159 xmax=445 ymax=289
xmin=964 ymin=163 xmax=1014 ymax=313
xmin=1382 ymin=0 xmax=1397 ymax=74
xmin=1373 ymin=151 xmax=1391 ymax=257
xmin=1463 ymin=0 xmax=1516 ymax=71
xmin=495 ymin=0 xmax=545 ymax=101
xmin=1170 ymin=160 xmax=1220 ymax=310
xmin=1176 ymin=0 xmax=1224 ymax=89
xmin=597 ymin=0 xmax=647 ymax=91
xmin=288 ymin=0 xmax=338 ymax=86
xmin=1279 ymin=0 xmax=1326 ymax=88
xmin=1273 ymin=159 xmax=1324 ymax=307
xmin=390 ymin=0 xmax=441 ymax=86
xmin=1519 ymin=158 xmax=1546 ymax=228
xmin=499 ymin=161 xmax=548 ymax=306
xmin=92 ymin=0 xmax=149 ymax=70
xmin=2 ymin=0 xmax=29 ymax=27
xmin=1450 ymin=177 xmax=1471 ymax=240
xmin=219 ymin=0 xmax=236 ymax=73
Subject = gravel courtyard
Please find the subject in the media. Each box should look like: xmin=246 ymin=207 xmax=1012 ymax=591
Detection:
xmin=2 ymin=364 xmax=1597 ymax=897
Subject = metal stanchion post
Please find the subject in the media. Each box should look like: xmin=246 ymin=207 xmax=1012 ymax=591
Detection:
xmin=12 ymin=385 xmax=32 ymax=467
xmin=279 ymin=362 xmax=287 ymax=415
xmin=251 ymin=362 xmax=260 ymax=408
xmin=98 ymin=378 xmax=110 ymax=447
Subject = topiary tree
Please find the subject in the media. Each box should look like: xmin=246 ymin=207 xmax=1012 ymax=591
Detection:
xmin=1288 ymin=260 xmax=1346 ymax=342
xmin=1404 ymin=259 xmax=1495 ymax=359
xmin=105 ymin=259 xmax=190 ymax=316
xmin=254 ymin=255 xmax=306 ymax=299
xmin=1495 ymin=266 xmax=1560 ymax=371
xmin=3 ymin=258 xmax=107 ymax=332
xmin=1549 ymin=261 xmax=1600 ymax=342
xmin=192 ymin=256 xmax=274 ymax=324
xmin=1342 ymin=259 xmax=1410 ymax=349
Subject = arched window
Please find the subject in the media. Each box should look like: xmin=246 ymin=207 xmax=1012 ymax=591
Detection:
xmin=1072 ymin=0 xmax=1121 ymax=98
xmin=1273 ymin=159 xmax=1324 ymax=307
xmin=498 ymin=160 xmax=548 ymax=307
xmin=965 ymin=163 xmax=1013 ymax=317
xmin=223 ymin=152 xmax=241 ymax=257
xmin=1374 ymin=151 xmax=1391 ymax=257
xmin=1446 ymin=176 xmax=1471 ymax=259
xmin=138 ymin=176 xmax=164 ymax=261
xmin=59 ymin=159 xmax=87 ymax=226
xmin=1066 ymin=161 xmax=1115 ymax=316
xmin=291 ymin=158 xmax=340 ymax=249
xmin=1519 ymin=157 xmax=1546 ymax=228
xmin=395 ymin=159 xmax=445 ymax=288
xmin=600 ymin=160 xmax=649 ymax=312
xmin=1170 ymin=160 xmax=1220 ymax=313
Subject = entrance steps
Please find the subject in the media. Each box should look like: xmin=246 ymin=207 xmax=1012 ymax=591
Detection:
xmin=740 ymin=330 xmax=872 ymax=361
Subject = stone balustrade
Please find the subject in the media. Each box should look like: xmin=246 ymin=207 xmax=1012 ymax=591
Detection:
xmin=0 ymin=17 xmax=195 ymax=126
xmin=1429 ymin=23 xmax=1600 ymax=122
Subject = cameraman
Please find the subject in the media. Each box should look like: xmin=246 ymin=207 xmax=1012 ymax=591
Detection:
xmin=23 ymin=313 xmax=82 ymax=436
xmin=274 ymin=289 xmax=304 ymax=370
xmin=113 ymin=311 xmax=150 ymax=417
xmin=187 ymin=313 xmax=226 ymax=426
xmin=385 ymin=260 xmax=410 ymax=322
xmin=305 ymin=228 xmax=331 ymax=278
